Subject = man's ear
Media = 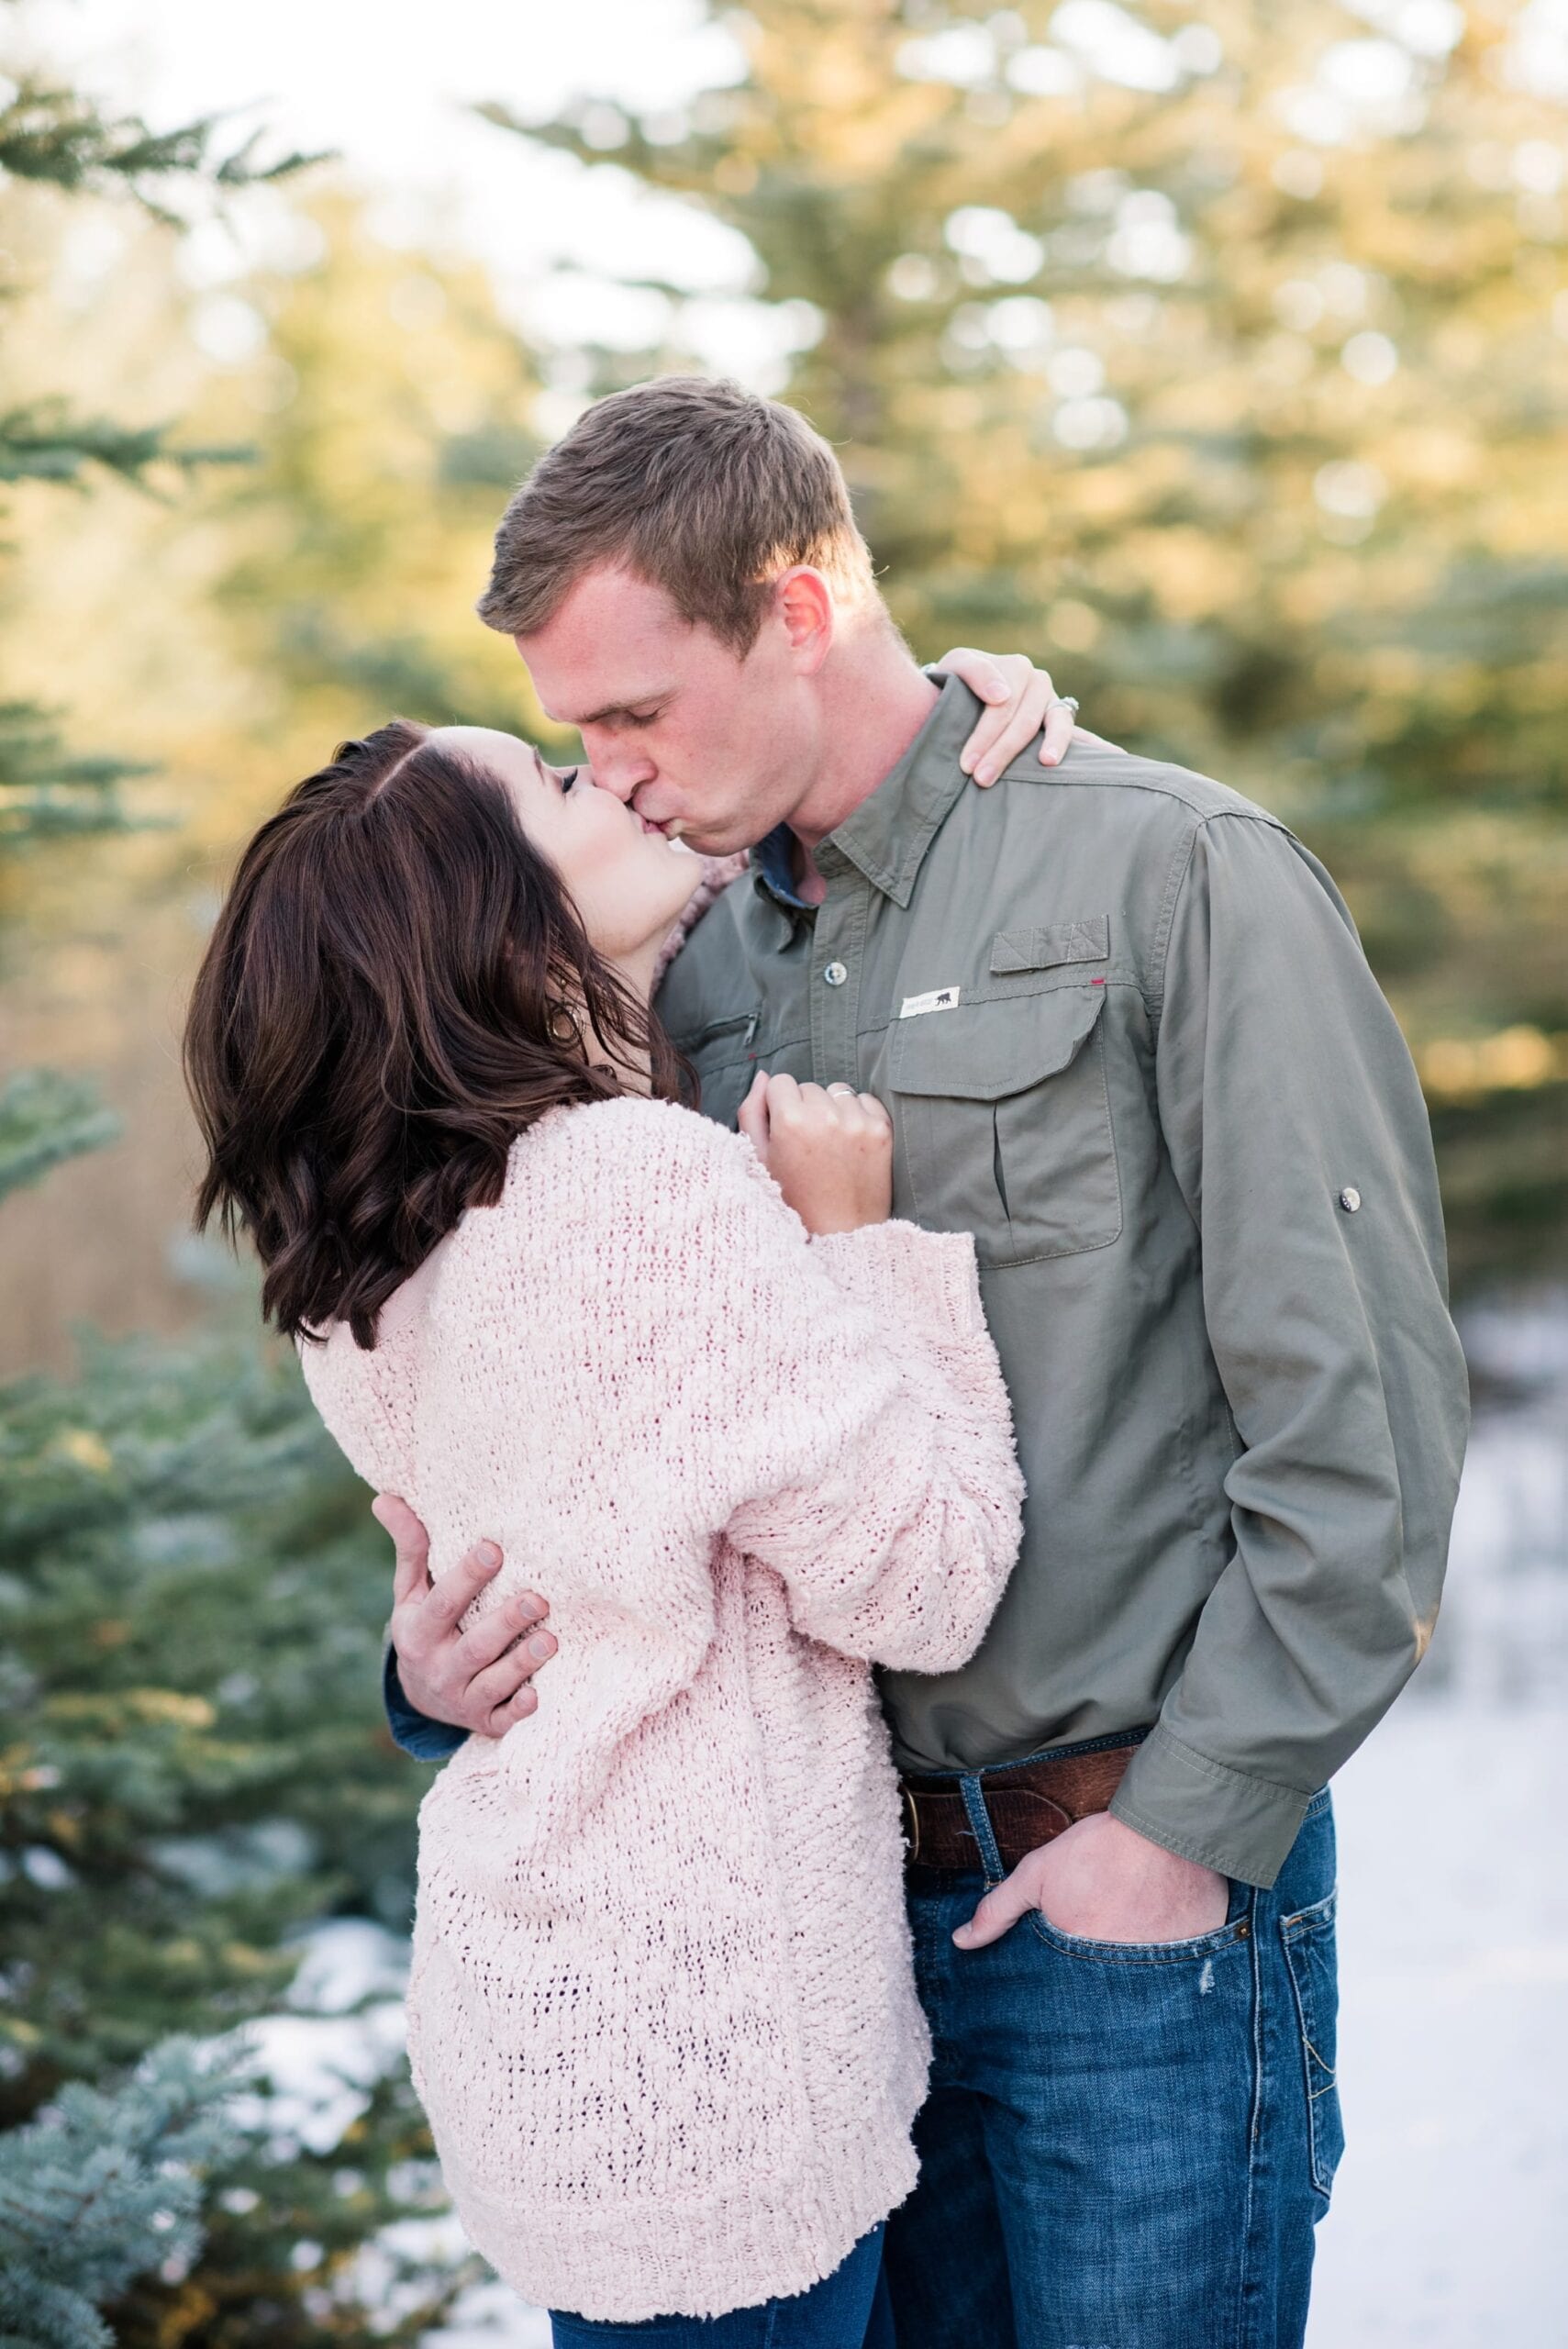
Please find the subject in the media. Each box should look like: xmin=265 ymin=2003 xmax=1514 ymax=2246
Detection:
xmin=773 ymin=566 xmax=835 ymax=674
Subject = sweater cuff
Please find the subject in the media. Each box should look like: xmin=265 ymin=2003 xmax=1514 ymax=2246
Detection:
xmin=1108 ymin=1723 xmax=1316 ymax=1891
xmin=810 ymin=1221 xmax=986 ymax=1343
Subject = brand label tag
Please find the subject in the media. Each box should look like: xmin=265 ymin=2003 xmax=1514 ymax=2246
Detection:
xmin=899 ymin=985 xmax=962 ymax=1019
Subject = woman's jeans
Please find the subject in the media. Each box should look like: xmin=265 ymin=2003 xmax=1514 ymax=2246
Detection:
xmin=884 ymin=1784 xmax=1343 ymax=2349
xmin=549 ymin=2222 xmax=893 ymax=2347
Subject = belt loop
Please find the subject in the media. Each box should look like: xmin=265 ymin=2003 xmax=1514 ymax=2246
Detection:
xmin=959 ymin=1774 xmax=1006 ymax=1885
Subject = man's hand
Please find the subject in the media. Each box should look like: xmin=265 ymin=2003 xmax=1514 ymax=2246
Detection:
xmin=952 ymin=1811 xmax=1229 ymax=1950
xmin=373 ymin=1497 xmax=554 ymax=1739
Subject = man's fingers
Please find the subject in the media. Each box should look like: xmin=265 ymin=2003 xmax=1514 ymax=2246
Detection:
xmin=454 ymin=1588 xmax=551 ymax=1675
xmin=485 ymin=1681 xmax=540 ymax=1736
xmin=373 ymin=1493 xmax=433 ymax=1605
xmin=951 ymin=1865 xmax=1040 ymax=1950
xmin=417 ymin=1536 xmax=506 ymax=1634
xmin=467 ymin=1629 xmax=555 ymax=1720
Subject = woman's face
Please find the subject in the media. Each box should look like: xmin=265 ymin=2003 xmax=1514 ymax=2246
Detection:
xmin=430 ymin=726 xmax=700 ymax=969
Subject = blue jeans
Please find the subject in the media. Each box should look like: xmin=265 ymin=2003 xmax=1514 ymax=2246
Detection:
xmin=550 ymin=2223 xmax=894 ymax=2347
xmin=884 ymin=1771 xmax=1343 ymax=2349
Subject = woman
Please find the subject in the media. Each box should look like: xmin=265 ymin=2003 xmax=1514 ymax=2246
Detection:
xmin=183 ymin=681 xmax=1037 ymax=2343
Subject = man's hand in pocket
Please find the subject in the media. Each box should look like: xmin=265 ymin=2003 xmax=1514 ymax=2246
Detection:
xmin=952 ymin=1812 xmax=1229 ymax=1949
xmin=373 ymin=1495 xmax=554 ymax=1738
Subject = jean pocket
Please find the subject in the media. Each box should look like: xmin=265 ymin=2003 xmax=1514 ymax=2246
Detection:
xmin=1028 ymin=1904 xmax=1251 ymax=1965
xmin=1280 ymin=1886 xmax=1344 ymax=2197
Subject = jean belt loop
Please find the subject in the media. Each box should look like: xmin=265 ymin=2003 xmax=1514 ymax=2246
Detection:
xmin=959 ymin=1774 xmax=1006 ymax=1885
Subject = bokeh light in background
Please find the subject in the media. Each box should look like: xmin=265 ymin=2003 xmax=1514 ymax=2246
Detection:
xmin=26 ymin=0 xmax=775 ymax=387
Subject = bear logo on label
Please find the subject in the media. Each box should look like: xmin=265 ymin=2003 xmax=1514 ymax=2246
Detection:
xmin=900 ymin=985 xmax=962 ymax=1019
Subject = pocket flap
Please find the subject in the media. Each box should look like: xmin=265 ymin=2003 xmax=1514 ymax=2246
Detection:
xmin=891 ymin=985 xmax=1106 ymax=1101
xmin=990 ymin=916 xmax=1109 ymax=976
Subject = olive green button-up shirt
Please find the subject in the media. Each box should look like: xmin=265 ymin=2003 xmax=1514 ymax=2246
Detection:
xmin=655 ymin=674 xmax=1470 ymax=1889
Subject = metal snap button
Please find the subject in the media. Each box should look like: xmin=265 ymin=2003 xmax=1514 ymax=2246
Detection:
xmin=1338 ymin=1186 xmax=1362 ymax=1212
xmin=823 ymin=961 xmax=848 ymax=987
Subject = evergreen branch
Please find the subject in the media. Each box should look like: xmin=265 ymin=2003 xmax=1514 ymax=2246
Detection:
xmin=0 ymin=2036 xmax=248 ymax=2336
xmin=0 ymin=702 xmax=158 ymax=852
xmin=0 ymin=81 xmax=325 ymax=220
xmin=0 ymin=1072 xmax=121 ymax=1204
xmin=0 ymin=404 xmax=253 ymax=490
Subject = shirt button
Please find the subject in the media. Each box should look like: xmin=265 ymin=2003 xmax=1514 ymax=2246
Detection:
xmin=823 ymin=961 xmax=848 ymax=987
xmin=1338 ymin=1186 xmax=1362 ymax=1213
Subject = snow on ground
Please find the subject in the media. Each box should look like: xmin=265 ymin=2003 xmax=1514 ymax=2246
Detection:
xmin=1307 ymin=1302 xmax=1568 ymax=2345
xmin=1306 ymin=1704 xmax=1568 ymax=2346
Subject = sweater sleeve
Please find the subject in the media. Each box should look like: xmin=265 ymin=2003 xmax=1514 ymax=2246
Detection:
xmin=600 ymin=1104 xmax=1024 ymax=1674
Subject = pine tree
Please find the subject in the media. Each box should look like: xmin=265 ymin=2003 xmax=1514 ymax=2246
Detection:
xmin=0 ymin=30 xmax=480 ymax=2341
xmin=485 ymin=0 xmax=1568 ymax=1285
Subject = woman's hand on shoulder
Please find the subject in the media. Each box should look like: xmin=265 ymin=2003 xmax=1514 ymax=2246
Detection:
xmin=937 ymin=646 xmax=1105 ymax=785
xmin=738 ymin=1071 xmax=893 ymax=1237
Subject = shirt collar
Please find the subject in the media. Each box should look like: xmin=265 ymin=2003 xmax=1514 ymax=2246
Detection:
xmin=746 ymin=669 xmax=978 ymax=925
xmin=813 ymin=670 xmax=977 ymax=909
xmin=752 ymin=820 xmax=809 ymax=912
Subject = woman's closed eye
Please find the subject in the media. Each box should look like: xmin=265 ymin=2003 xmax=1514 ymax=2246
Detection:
xmin=558 ymin=766 xmax=580 ymax=795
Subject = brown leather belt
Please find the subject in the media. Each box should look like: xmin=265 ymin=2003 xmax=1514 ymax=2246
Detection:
xmin=899 ymin=1735 xmax=1144 ymax=1874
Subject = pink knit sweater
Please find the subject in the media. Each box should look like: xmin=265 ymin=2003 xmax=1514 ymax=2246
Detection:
xmin=301 ymin=1095 xmax=1023 ymax=2321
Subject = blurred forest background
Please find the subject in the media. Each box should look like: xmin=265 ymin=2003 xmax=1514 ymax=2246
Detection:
xmin=1 ymin=0 xmax=1564 ymax=2338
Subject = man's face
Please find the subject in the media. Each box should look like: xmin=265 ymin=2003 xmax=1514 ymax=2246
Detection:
xmin=515 ymin=564 xmax=821 ymax=858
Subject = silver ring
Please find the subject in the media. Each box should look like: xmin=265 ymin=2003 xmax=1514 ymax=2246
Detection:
xmin=1049 ymin=695 xmax=1080 ymax=716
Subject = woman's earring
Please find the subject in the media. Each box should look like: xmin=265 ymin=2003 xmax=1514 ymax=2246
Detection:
xmin=548 ymin=1004 xmax=580 ymax=1049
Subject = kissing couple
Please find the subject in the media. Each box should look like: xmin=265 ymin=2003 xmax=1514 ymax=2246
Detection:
xmin=184 ymin=376 xmax=1468 ymax=2349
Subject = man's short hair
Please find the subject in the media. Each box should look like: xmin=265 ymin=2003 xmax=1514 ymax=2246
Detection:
xmin=476 ymin=376 xmax=879 ymax=654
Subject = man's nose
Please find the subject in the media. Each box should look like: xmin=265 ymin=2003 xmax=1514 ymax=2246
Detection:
xmin=581 ymin=733 xmax=655 ymax=800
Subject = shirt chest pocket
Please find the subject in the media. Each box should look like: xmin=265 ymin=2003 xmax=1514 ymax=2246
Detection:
xmin=680 ymin=1009 xmax=760 ymax=1130
xmin=890 ymin=986 xmax=1123 ymax=1268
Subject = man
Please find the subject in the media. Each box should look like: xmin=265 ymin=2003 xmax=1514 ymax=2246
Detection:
xmin=375 ymin=377 xmax=1469 ymax=2346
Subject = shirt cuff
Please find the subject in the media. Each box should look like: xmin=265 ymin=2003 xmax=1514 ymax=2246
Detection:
xmin=382 ymin=1642 xmax=469 ymax=1763
xmin=1107 ymin=1723 xmax=1316 ymax=1890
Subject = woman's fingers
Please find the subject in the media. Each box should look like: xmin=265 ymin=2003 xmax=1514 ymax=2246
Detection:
xmin=1038 ymin=685 xmax=1078 ymax=770
xmin=939 ymin=645 xmax=1013 ymax=721
xmin=945 ymin=652 xmax=1080 ymax=785
xmin=737 ymin=1066 xmax=770 ymax=1159
xmin=976 ymin=660 xmax=1059 ymax=783
xmin=939 ymin=645 xmax=1013 ymax=703
xmin=948 ymin=649 xmax=1033 ymax=778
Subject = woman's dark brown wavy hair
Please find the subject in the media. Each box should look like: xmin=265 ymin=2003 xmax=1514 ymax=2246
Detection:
xmin=183 ymin=719 xmax=687 ymax=1351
